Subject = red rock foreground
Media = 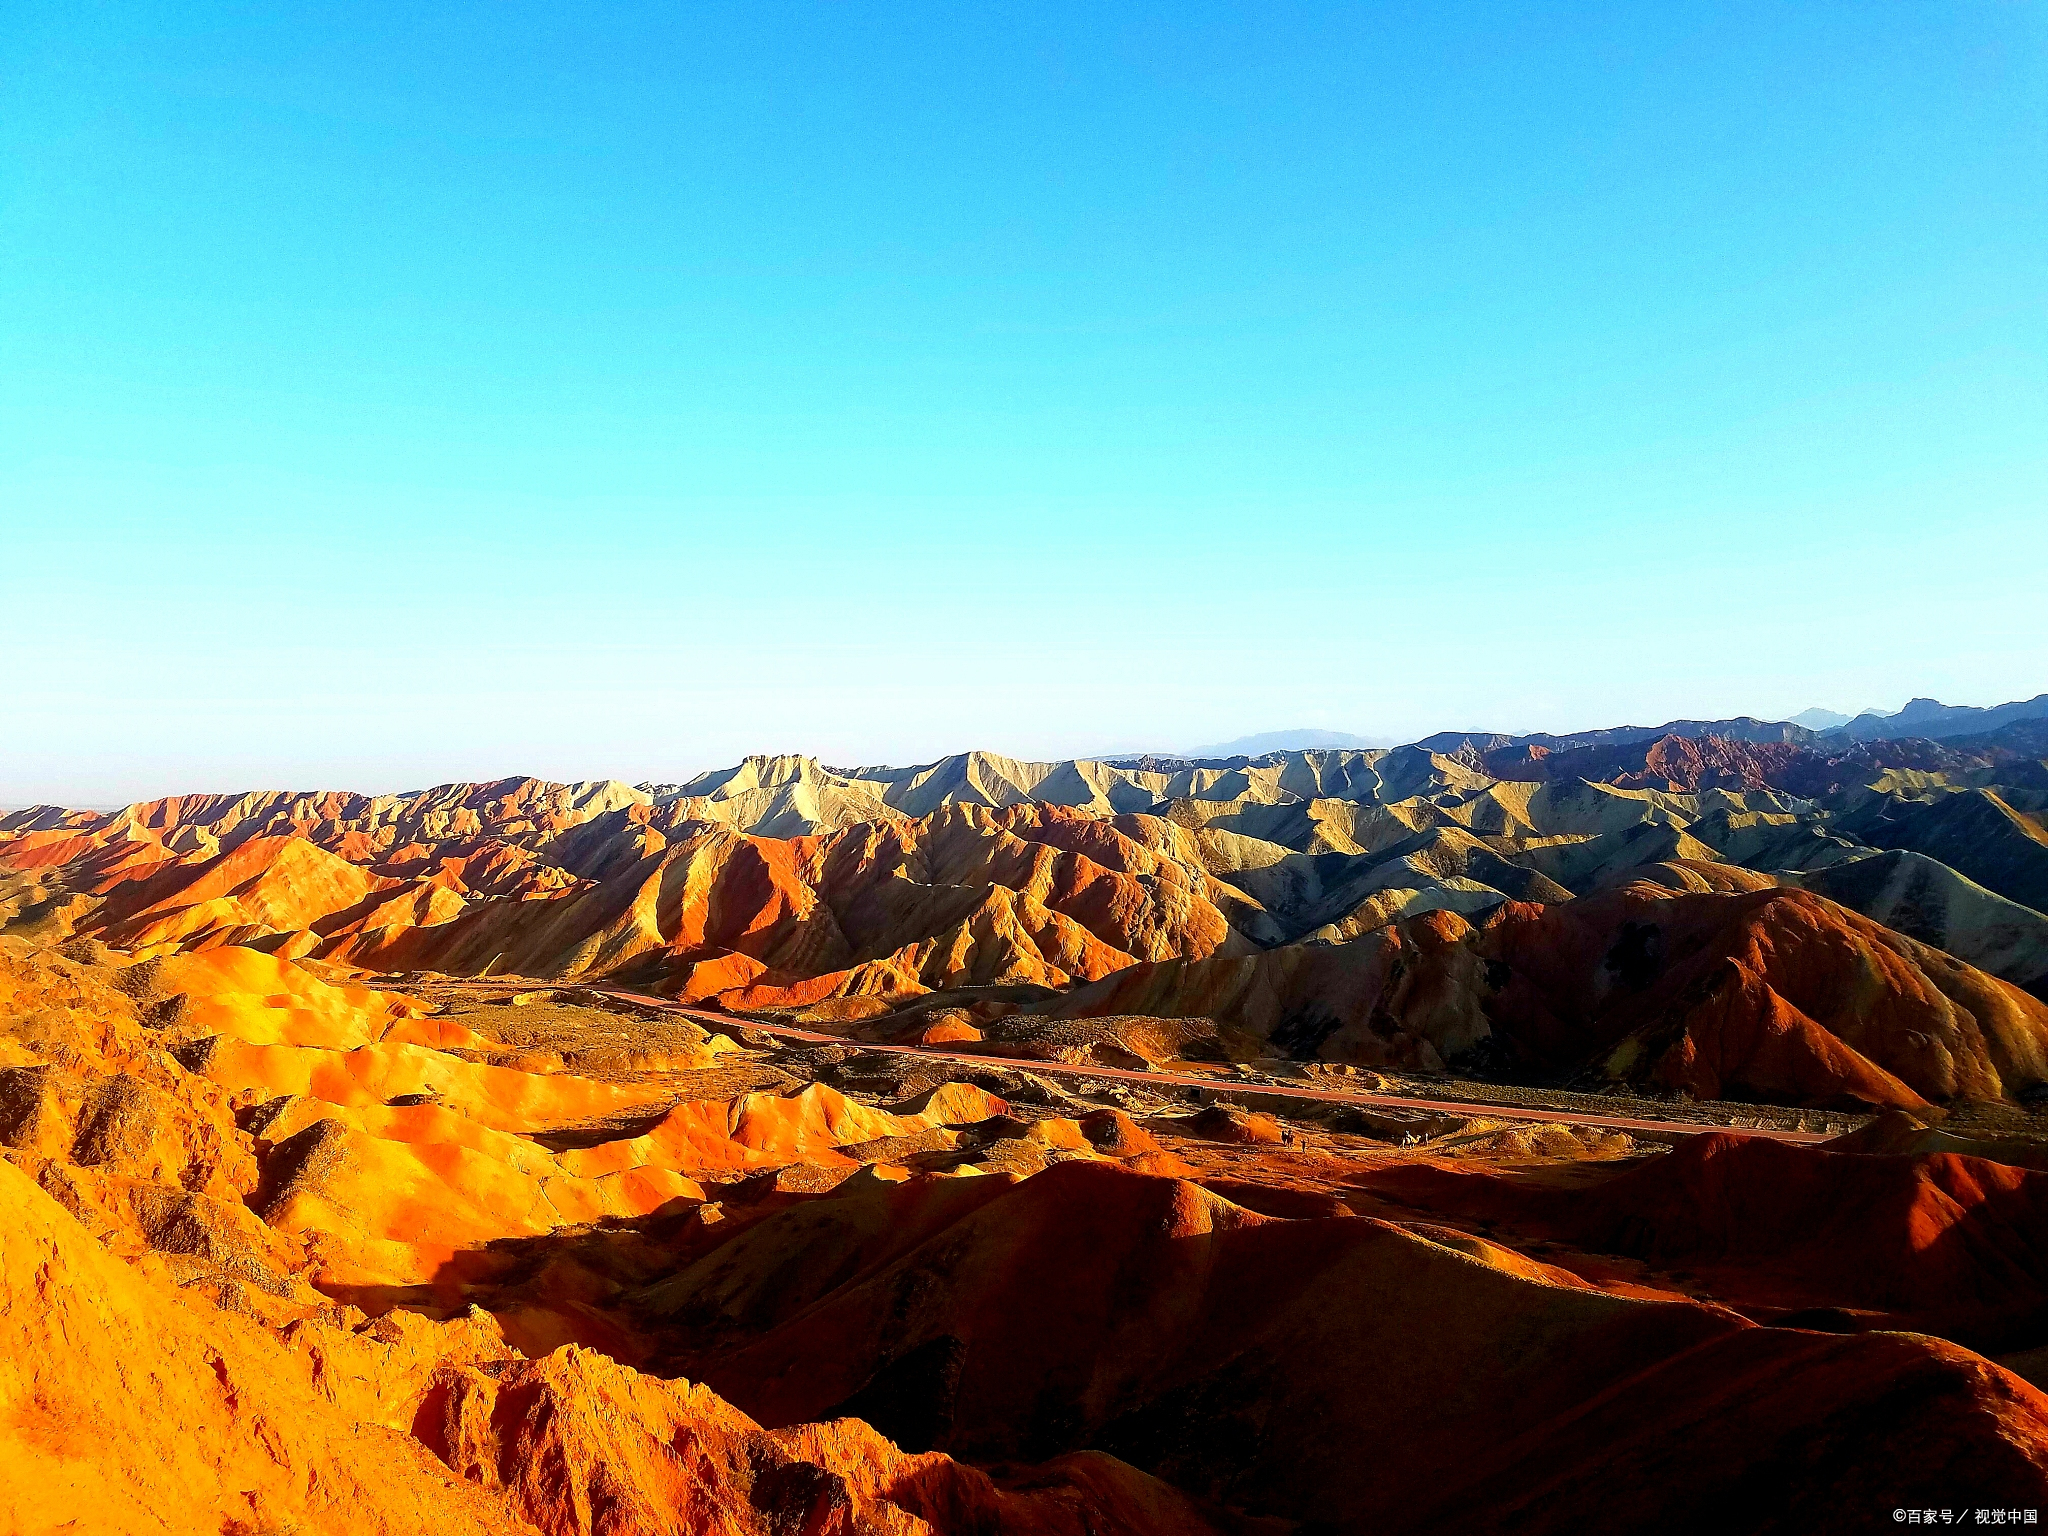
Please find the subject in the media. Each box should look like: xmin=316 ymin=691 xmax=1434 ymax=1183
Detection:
xmin=0 ymin=1153 xmax=1223 ymax=1536
xmin=3 ymin=933 xmax=2047 ymax=1532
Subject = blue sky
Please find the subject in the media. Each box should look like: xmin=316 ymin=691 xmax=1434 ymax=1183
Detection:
xmin=3 ymin=3 xmax=2044 ymax=801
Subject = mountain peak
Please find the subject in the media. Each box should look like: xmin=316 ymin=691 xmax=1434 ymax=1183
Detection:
xmin=1786 ymin=708 xmax=1851 ymax=730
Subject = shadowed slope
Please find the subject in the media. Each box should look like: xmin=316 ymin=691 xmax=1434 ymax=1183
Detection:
xmin=641 ymin=1160 xmax=2048 ymax=1533
xmin=1364 ymin=1132 xmax=2048 ymax=1348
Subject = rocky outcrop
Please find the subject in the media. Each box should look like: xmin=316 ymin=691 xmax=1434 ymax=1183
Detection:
xmin=414 ymin=1344 xmax=1226 ymax=1536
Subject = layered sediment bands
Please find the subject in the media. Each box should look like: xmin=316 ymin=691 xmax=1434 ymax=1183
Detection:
xmin=3 ymin=799 xmax=1245 ymax=1009
xmin=7 ymin=728 xmax=2048 ymax=1104
xmin=1058 ymin=885 xmax=2048 ymax=1109
xmin=1780 ymin=850 xmax=2048 ymax=996
xmin=1834 ymin=789 xmax=2048 ymax=929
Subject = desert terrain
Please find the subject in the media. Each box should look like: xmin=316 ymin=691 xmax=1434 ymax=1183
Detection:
xmin=6 ymin=698 xmax=2048 ymax=1532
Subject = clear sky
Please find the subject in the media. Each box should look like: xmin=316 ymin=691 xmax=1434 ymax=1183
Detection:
xmin=4 ymin=3 xmax=2044 ymax=803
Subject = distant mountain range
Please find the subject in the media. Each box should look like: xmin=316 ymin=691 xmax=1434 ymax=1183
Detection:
xmin=1781 ymin=700 xmax=2048 ymax=738
xmin=1178 ymin=728 xmax=1398 ymax=758
xmin=13 ymin=690 xmax=2046 ymax=1008
xmin=1823 ymin=694 xmax=2048 ymax=742
xmin=1787 ymin=707 xmax=1858 ymax=730
xmin=1182 ymin=695 xmax=2048 ymax=761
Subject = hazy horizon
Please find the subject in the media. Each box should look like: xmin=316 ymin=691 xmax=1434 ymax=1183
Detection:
xmin=7 ymin=689 xmax=2041 ymax=807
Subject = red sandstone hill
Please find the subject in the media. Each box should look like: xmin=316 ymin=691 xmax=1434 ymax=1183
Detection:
xmin=1058 ymin=884 xmax=2048 ymax=1109
xmin=1477 ymin=728 xmax=2044 ymax=796
xmin=1 ymin=798 xmax=1248 ymax=1009
xmin=8 ymin=737 xmax=2048 ymax=1533
xmin=0 ymin=1151 xmax=1224 ymax=1536
xmin=1363 ymin=1132 xmax=2048 ymax=1349
xmin=642 ymin=1159 xmax=2048 ymax=1533
xmin=345 ymin=802 xmax=1245 ymax=1003
xmin=0 ymin=939 xmax=1248 ymax=1535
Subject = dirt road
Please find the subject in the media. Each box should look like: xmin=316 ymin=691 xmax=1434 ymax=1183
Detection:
xmin=574 ymin=985 xmax=1835 ymax=1146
